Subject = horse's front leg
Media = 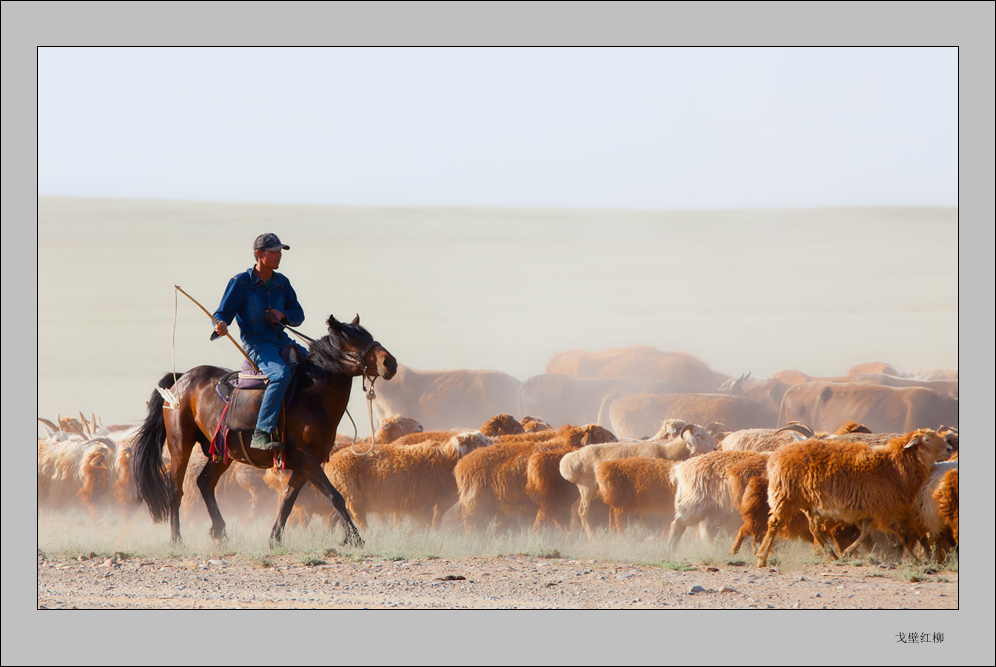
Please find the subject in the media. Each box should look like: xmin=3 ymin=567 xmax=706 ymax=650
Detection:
xmin=295 ymin=453 xmax=363 ymax=548
xmin=270 ymin=469 xmax=308 ymax=545
xmin=196 ymin=458 xmax=233 ymax=542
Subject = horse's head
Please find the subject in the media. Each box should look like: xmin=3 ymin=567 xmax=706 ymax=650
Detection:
xmin=326 ymin=314 xmax=398 ymax=381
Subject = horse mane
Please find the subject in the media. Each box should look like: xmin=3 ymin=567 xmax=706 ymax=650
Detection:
xmin=295 ymin=320 xmax=373 ymax=394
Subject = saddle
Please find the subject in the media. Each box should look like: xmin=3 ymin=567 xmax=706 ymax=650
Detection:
xmin=210 ymin=345 xmax=304 ymax=468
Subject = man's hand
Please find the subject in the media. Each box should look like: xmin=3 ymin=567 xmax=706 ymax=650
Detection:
xmin=266 ymin=309 xmax=286 ymax=324
xmin=214 ymin=320 xmax=228 ymax=336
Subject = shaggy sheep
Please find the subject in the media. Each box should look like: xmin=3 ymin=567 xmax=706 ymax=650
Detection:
xmin=480 ymin=413 xmax=526 ymax=439
xmin=559 ymin=424 xmax=718 ymax=538
xmin=520 ymin=416 xmax=554 ymax=432
xmin=595 ymin=457 xmax=679 ymax=536
xmin=932 ymin=467 xmax=958 ymax=547
xmin=38 ymin=437 xmax=110 ymax=520
xmin=914 ymin=461 xmax=959 ymax=560
xmin=666 ymin=449 xmax=771 ymax=551
xmin=325 ymin=430 xmax=494 ymax=530
xmin=455 ymin=424 xmax=616 ymax=532
xmin=756 ymin=429 xmax=953 ymax=567
xmin=729 ymin=475 xmax=859 ymax=557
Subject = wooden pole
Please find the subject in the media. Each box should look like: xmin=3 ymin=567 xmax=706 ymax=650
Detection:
xmin=174 ymin=285 xmax=259 ymax=372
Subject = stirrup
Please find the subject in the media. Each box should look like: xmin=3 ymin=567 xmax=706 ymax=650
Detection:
xmin=250 ymin=433 xmax=284 ymax=451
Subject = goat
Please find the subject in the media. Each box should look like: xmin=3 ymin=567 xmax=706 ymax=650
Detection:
xmin=560 ymin=424 xmax=718 ymax=538
xmin=756 ymin=428 xmax=953 ymax=567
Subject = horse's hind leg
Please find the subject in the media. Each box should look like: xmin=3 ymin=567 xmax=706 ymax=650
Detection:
xmin=196 ymin=459 xmax=233 ymax=542
xmin=164 ymin=413 xmax=197 ymax=543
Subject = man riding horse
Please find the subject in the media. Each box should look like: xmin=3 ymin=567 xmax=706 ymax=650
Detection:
xmin=212 ymin=232 xmax=308 ymax=452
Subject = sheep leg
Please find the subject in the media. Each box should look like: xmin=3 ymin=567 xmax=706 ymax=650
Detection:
xmin=667 ymin=515 xmax=690 ymax=552
xmin=577 ymin=486 xmax=597 ymax=538
xmin=196 ymin=458 xmax=233 ymax=542
xmin=839 ymin=519 xmax=874 ymax=559
xmin=730 ymin=524 xmax=752 ymax=556
xmin=611 ymin=508 xmax=626 ymax=536
xmin=803 ymin=512 xmax=840 ymax=561
xmin=756 ymin=510 xmax=789 ymax=568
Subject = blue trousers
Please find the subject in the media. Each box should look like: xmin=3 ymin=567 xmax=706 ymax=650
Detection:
xmin=246 ymin=340 xmax=307 ymax=434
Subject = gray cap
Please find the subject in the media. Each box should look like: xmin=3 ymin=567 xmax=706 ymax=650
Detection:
xmin=253 ymin=233 xmax=290 ymax=251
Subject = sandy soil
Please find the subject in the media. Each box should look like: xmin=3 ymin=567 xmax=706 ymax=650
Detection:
xmin=37 ymin=550 xmax=956 ymax=610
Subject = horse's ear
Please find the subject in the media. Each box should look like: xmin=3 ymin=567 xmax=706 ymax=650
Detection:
xmin=351 ymin=314 xmax=360 ymax=325
xmin=327 ymin=315 xmax=341 ymax=333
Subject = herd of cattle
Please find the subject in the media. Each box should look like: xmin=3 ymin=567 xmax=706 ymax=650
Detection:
xmin=38 ymin=346 xmax=959 ymax=566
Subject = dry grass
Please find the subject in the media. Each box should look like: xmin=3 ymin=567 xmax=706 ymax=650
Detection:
xmin=37 ymin=506 xmax=957 ymax=574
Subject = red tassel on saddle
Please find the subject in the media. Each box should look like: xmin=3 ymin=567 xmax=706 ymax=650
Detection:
xmin=210 ymin=401 xmax=232 ymax=463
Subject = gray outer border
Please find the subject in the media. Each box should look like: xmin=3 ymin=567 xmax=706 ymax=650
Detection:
xmin=7 ymin=2 xmax=993 ymax=665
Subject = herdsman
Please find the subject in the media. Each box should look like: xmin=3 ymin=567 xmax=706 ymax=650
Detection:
xmin=213 ymin=233 xmax=308 ymax=451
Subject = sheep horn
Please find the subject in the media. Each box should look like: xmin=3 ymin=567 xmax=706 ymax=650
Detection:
xmin=82 ymin=437 xmax=118 ymax=449
xmin=38 ymin=417 xmax=58 ymax=437
xmin=775 ymin=423 xmax=815 ymax=439
xmin=80 ymin=411 xmax=92 ymax=439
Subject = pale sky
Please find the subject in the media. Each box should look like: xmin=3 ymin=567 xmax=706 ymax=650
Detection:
xmin=38 ymin=46 xmax=957 ymax=209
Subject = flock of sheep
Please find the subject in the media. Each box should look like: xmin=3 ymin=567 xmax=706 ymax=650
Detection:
xmin=37 ymin=345 xmax=959 ymax=567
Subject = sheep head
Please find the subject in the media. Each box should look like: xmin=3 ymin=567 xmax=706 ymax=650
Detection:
xmin=570 ymin=424 xmax=617 ymax=448
xmin=375 ymin=414 xmax=424 ymax=444
xmin=652 ymin=418 xmax=688 ymax=441
xmin=480 ymin=414 xmax=525 ymax=438
xmin=449 ymin=431 xmax=494 ymax=456
xmin=680 ymin=424 xmax=719 ymax=455
xmin=520 ymin=416 xmax=553 ymax=433
xmin=900 ymin=429 xmax=952 ymax=465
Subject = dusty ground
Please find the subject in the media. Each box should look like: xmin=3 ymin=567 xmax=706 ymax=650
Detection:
xmin=37 ymin=550 xmax=957 ymax=610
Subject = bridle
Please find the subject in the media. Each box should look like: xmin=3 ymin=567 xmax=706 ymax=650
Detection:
xmin=275 ymin=321 xmax=384 ymax=453
xmin=342 ymin=339 xmax=382 ymax=384
xmin=343 ymin=339 xmax=382 ymax=456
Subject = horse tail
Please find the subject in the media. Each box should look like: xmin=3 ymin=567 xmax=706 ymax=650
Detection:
xmin=133 ymin=373 xmax=178 ymax=523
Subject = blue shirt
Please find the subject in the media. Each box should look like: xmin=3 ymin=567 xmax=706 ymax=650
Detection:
xmin=213 ymin=268 xmax=305 ymax=347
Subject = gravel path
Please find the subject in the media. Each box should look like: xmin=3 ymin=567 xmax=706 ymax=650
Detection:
xmin=37 ymin=552 xmax=957 ymax=610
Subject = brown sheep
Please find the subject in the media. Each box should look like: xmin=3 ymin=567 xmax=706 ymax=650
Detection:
xmin=595 ymin=458 xmax=679 ymax=536
xmin=520 ymin=416 xmax=553 ymax=432
xmin=729 ymin=476 xmax=859 ymax=557
xmin=325 ymin=431 xmax=494 ymax=530
xmin=914 ymin=461 xmax=959 ymax=560
xmin=560 ymin=424 xmax=718 ymax=538
xmin=756 ymin=429 xmax=953 ymax=567
xmin=932 ymin=467 xmax=958 ymax=547
xmin=480 ymin=413 xmax=526 ymax=438
xmin=524 ymin=422 xmax=686 ymax=533
xmin=266 ymin=415 xmax=429 ymax=527
xmin=455 ymin=424 xmax=616 ymax=532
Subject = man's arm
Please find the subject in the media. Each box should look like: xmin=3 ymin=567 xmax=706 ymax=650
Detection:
xmin=281 ymin=280 xmax=305 ymax=327
xmin=212 ymin=276 xmax=243 ymax=336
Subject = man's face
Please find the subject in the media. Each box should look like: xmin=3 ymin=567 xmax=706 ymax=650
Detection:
xmin=258 ymin=248 xmax=282 ymax=271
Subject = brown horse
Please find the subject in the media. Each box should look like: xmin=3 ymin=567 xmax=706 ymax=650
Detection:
xmin=132 ymin=314 xmax=397 ymax=546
